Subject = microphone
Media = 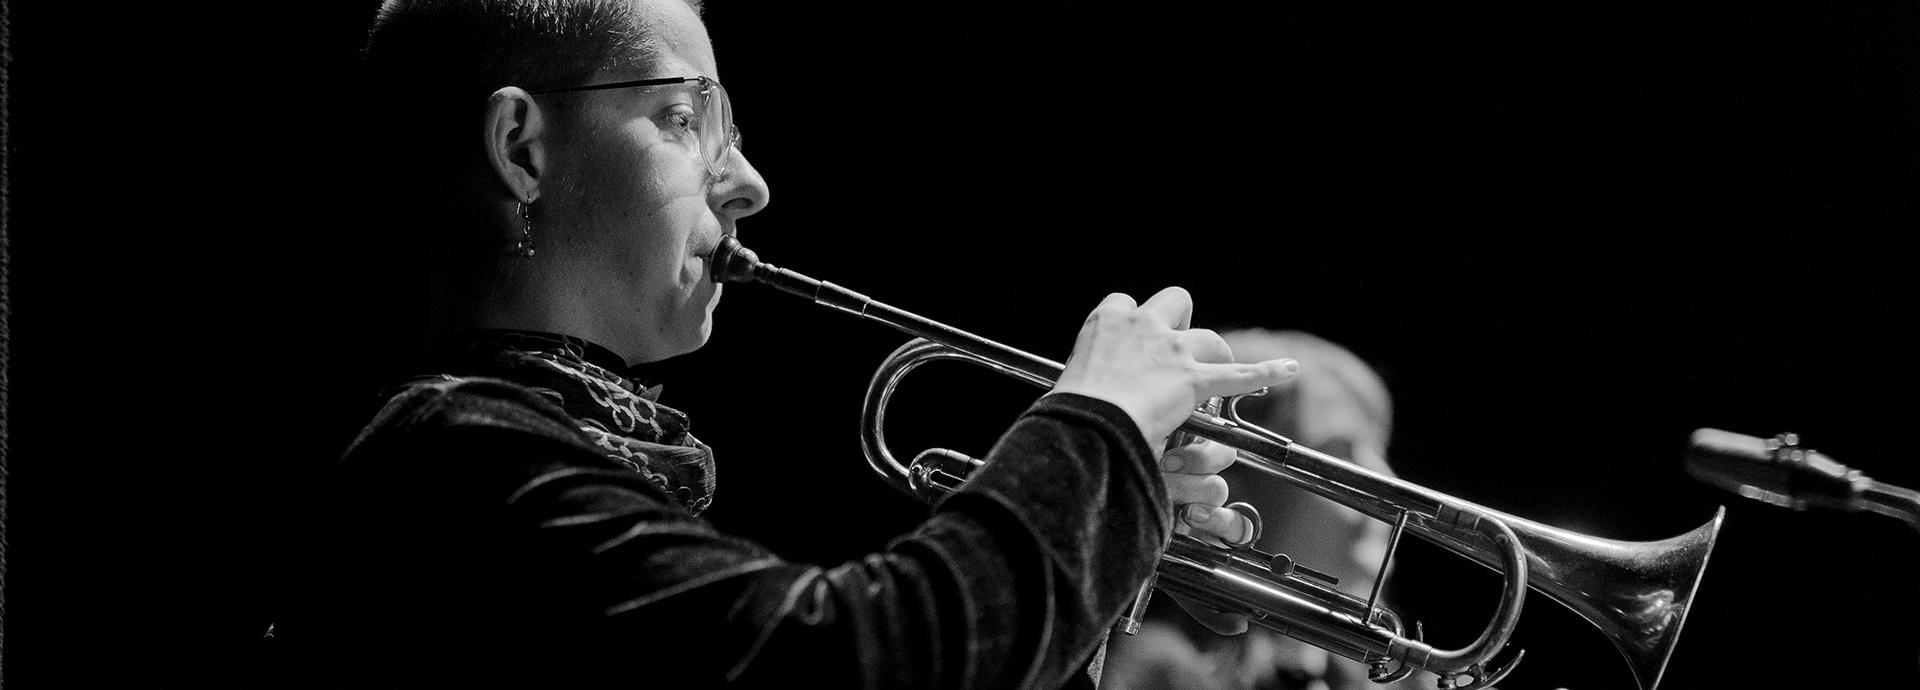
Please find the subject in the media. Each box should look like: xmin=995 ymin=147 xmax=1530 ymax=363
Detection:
xmin=1686 ymin=428 xmax=1920 ymax=531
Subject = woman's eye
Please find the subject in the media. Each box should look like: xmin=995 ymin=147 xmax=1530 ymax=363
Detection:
xmin=663 ymin=109 xmax=700 ymax=137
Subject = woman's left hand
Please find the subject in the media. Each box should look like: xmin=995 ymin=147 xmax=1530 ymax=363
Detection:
xmin=1160 ymin=438 xmax=1256 ymax=634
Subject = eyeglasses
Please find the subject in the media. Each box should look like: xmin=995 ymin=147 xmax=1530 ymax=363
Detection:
xmin=530 ymin=75 xmax=739 ymax=179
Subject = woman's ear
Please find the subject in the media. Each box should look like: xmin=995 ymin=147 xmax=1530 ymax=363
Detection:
xmin=482 ymin=87 xmax=548 ymax=203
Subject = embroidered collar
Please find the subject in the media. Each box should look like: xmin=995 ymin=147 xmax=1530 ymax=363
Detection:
xmin=438 ymin=330 xmax=716 ymax=514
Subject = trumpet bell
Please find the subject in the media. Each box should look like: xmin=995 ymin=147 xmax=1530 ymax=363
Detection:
xmin=1510 ymin=506 xmax=1724 ymax=690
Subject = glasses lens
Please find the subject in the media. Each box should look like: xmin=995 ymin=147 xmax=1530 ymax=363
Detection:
xmin=702 ymin=80 xmax=733 ymax=177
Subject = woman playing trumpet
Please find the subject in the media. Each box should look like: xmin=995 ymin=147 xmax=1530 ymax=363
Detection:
xmin=266 ymin=1 xmax=1296 ymax=688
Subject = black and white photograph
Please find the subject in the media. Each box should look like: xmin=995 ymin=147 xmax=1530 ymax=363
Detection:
xmin=6 ymin=1 xmax=1918 ymax=688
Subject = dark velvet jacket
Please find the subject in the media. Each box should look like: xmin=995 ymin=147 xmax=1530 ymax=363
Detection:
xmin=270 ymin=350 xmax=1171 ymax=688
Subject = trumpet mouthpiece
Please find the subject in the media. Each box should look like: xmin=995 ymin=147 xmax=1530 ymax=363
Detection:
xmin=710 ymin=235 xmax=761 ymax=284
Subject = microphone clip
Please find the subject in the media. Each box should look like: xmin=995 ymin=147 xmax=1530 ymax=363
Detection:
xmin=1745 ymin=433 xmax=1864 ymax=512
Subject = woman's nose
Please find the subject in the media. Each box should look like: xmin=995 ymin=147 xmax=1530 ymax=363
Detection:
xmin=712 ymin=148 xmax=770 ymax=220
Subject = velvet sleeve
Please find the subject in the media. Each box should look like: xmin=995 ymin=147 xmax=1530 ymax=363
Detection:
xmin=274 ymin=378 xmax=1170 ymax=690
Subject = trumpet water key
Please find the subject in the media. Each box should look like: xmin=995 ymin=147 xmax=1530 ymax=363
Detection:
xmin=709 ymin=236 xmax=1723 ymax=689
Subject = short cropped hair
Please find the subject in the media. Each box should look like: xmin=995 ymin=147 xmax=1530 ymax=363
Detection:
xmin=362 ymin=0 xmax=701 ymax=166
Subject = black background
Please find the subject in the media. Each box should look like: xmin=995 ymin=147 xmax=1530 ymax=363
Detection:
xmin=8 ymin=1 xmax=1920 ymax=688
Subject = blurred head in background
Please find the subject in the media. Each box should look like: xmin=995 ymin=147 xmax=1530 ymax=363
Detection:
xmin=1103 ymin=328 xmax=1402 ymax=690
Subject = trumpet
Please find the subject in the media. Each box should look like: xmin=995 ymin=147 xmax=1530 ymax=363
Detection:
xmin=710 ymin=236 xmax=1723 ymax=690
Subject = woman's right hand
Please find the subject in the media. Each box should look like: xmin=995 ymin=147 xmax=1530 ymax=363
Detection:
xmin=1048 ymin=287 xmax=1298 ymax=452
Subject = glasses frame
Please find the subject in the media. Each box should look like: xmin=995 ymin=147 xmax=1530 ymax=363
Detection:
xmin=529 ymin=75 xmax=739 ymax=178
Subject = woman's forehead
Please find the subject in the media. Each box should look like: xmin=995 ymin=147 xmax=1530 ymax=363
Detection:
xmin=633 ymin=0 xmax=718 ymax=80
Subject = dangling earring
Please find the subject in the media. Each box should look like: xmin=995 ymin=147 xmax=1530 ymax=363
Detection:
xmin=513 ymin=200 xmax=536 ymax=258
